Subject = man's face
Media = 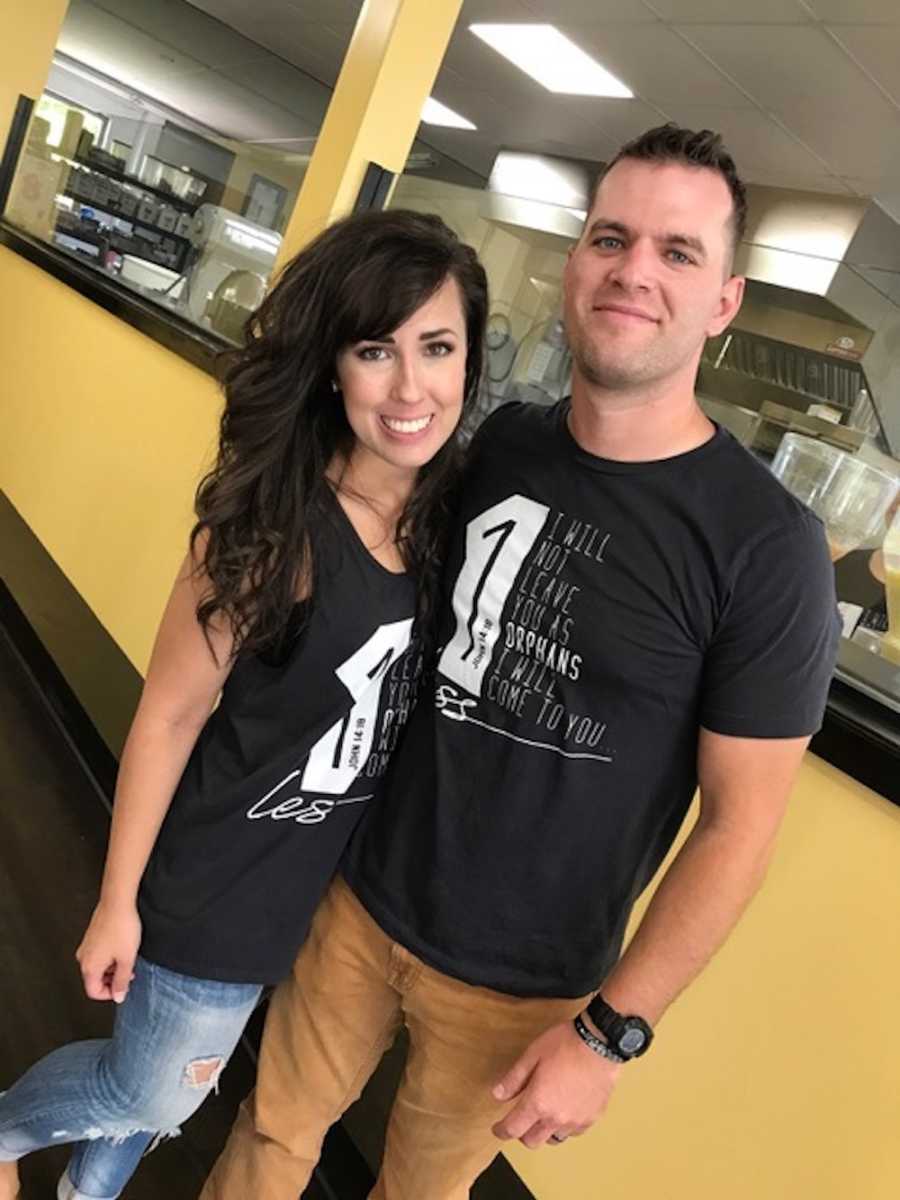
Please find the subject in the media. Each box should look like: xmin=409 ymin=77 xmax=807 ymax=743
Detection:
xmin=563 ymin=158 xmax=745 ymax=392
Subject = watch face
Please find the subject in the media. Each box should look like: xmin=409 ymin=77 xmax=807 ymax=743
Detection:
xmin=619 ymin=1026 xmax=648 ymax=1056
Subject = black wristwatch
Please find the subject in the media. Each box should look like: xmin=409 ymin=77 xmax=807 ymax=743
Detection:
xmin=584 ymin=993 xmax=654 ymax=1060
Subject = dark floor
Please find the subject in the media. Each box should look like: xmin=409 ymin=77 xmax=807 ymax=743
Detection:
xmin=0 ymin=629 xmax=332 ymax=1200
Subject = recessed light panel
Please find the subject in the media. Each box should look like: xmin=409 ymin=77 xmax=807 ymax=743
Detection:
xmin=421 ymin=97 xmax=477 ymax=130
xmin=470 ymin=24 xmax=633 ymax=98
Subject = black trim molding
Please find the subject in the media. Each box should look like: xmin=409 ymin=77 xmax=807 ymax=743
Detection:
xmin=0 ymin=95 xmax=33 ymax=212
xmin=354 ymin=161 xmax=395 ymax=212
xmin=812 ymin=679 xmax=900 ymax=806
xmin=0 ymin=577 xmax=120 ymax=803
xmin=0 ymin=490 xmax=142 ymax=780
xmin=0 ymin=220 xmax=228 ymax=374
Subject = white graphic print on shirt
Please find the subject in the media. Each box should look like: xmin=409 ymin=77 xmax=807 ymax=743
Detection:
xmin=438 ymin=494 xmax=613 ymax=763
xmin=247 ymin=617 xmax=415 ymax=824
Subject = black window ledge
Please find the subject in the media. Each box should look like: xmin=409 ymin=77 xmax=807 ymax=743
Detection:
xmin=813 ymin=679 xmax=900 ymax=807
xmin=0 ymin=218 xmax=229 ymax=375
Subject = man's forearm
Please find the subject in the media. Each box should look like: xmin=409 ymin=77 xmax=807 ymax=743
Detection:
xmin=595 ymin=812 xmax=778 ymax=1026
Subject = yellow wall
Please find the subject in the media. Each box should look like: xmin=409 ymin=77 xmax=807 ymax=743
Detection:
xmin=277 ymin=0 xmax=463 ymax=259
xmin=507 ymin=755 xmax=900 ymax=1200
xmin=0 ymin=246 xmax=221 ymax=673
xmin=0 ymin=0 xmax=68 ymax=138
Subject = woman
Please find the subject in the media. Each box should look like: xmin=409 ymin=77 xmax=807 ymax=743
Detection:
xmin=0 ymin=208 xmax=488 ymax=1200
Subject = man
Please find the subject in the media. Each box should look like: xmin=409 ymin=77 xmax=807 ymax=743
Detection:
xmin=202 ymin=125 xmax=840 ymax=1200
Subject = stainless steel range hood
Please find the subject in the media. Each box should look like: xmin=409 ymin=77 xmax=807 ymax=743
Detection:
xmin=726 ymin=186 xmax=900 ymax=455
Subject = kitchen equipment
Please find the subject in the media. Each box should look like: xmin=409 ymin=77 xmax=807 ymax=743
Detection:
xmin=770 ymin=434 xmax=899 ymax=559
xmin=181 ymin=204 xmax=281 ymax=325
xmin=137 ymin=155 xmax=207 ymax=203
xmin=754 ymin=400 xmax=865 ymax=459
xmin=137 ymin=196 xmax=159 ymax=225
xmin=119 ymin=255 xmax=182 ymax=293
xmin=205 ymin=269 xmax=268 ymax=344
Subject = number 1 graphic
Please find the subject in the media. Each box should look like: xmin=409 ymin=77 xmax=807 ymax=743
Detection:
xmin=461 ymin=520 xmax=515 ymax=662
xmin=439 ymin=495 xmax=548 ymax=697
xmin=331 ymin=647 xmax=396 ymax=768
xmin=302 ymin=619 xmax=413 ymax=794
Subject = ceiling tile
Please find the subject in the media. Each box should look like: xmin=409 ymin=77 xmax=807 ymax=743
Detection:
xmin=828 ymin=26 xmax=900 ymax=107
xmin=521 ymin=0 xmax=658 ymax=21
xmin=94 ymin=0 xmax=269 ymax=71
xmin=416 ymin=127 xmax=502 ymax=177
xmin=428 ymin=79 xmax=496 ymax=130
xmin=126 ymin=68 xmax=284 ymax=140
xmin=184 ymin=0 xmax=264 ymax=29
xmin=744 ymin=169 xmax=855 ymax=195
xmin=191 ymin=0 xmax=363 ymax=22
xmin=228 ymin=58 xmax=330 ymax=126
xmin=665 ymin=107 xmax=830 ymax=175
xmin=60 ymin=4 xmax=205 ymax=80
xmin=872 ymin=189 xmax=900 ymax=223
xmin=475 ymin=97 xmax=621 ymax=159
xmin=680 ymin=24 xmax=894 ymax=114
xmin=528 ymin=135 xmax=612 ymax=161
xmin=555 ymin=96 xmax=673 ymax=147
xmin=460 ymin=0 xmax=538 ymax=20
xmin=842 ymin=175 xmax=900 ymax=195
xmin=780 ymin=102 xmax=900 ymax=177
xmin=804 ymin=0 xmax=900 ymax=23
xmin=643 ymin=0 xmax=809 ymax=21
xmin=573 ymin=24 xmax=752 ymax=107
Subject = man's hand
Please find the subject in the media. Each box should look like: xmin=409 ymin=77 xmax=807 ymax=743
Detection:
xmin=491 ymin=1019 xmax=621 ymax=1148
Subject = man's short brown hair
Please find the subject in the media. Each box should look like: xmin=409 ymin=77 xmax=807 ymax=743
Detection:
xmin=593 ymin=124 xmax=748 ymax=262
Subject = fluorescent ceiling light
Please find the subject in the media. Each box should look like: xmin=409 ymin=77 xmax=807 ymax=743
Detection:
xmin=421 ymin=97 xmax=476 ymax=130
xmin=469 ymin=24 xmax=633 ymax=97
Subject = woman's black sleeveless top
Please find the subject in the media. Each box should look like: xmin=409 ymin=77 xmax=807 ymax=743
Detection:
xmin=139 ymin=494 xmax=422 ymax=983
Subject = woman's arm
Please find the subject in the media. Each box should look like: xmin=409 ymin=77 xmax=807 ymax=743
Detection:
xmin=77 ymin=545 xmax=235 ymax=1002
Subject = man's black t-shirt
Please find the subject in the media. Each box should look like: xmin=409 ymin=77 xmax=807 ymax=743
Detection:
xmin=139 ymin=492 xmax=422 ymax=984
xmin=344 ymin=401 xmax=841 ymax=998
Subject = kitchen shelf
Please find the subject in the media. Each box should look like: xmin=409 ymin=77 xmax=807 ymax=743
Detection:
xmin=61 ymin=188 xmax=193 ymax=245
xmin=59 ymin=152 xmax=203 ymax=215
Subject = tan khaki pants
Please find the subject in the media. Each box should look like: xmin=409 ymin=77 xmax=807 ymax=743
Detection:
xmin=200 ymin=876 xmax=591 ymax=1200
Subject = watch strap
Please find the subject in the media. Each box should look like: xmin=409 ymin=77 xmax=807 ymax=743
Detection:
xmin=586 ymin=993 xmax=626 ymax=1042
xmin=573 ymin=1013 xmax=626 ymax=1064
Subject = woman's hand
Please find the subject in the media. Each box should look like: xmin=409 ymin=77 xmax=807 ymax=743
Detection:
xmin=76 ymin=900 xmax=142 ymax=1004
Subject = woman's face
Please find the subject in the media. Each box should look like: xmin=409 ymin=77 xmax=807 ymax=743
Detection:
xmin=335 ymin=275 xmax=468 ymax=477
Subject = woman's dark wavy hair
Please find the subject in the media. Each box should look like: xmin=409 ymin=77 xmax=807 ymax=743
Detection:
xmin=191 ymin=208 xmax=488 ymax=659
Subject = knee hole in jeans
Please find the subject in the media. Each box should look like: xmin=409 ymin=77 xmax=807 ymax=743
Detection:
xmin=183 ymin=1056 xmax=226 ymax=1091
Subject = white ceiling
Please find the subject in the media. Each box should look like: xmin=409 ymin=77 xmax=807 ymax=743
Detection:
xmin=57 ymin=0 xmax=900 ymax=220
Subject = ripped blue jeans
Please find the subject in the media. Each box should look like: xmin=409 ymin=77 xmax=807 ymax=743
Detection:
xmin=0 ymin=957 xmax=261 ymax=1199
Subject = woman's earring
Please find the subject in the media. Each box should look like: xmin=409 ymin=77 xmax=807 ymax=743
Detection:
xmin=331 ymin=380 xmax=340 ymax=394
